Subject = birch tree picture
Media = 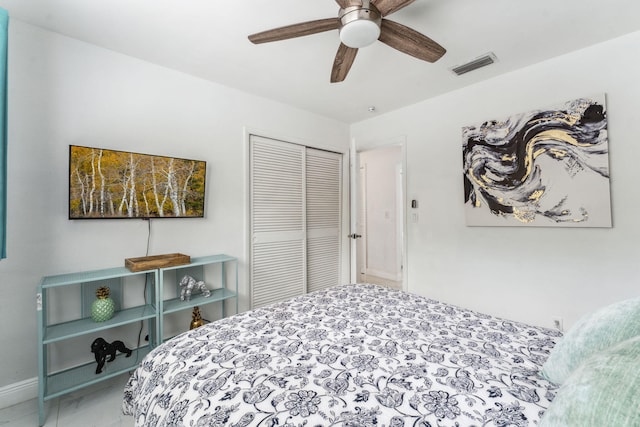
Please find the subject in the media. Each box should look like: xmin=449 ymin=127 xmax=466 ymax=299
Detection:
xmin=69 ymin=146 xmax=206 ymax=219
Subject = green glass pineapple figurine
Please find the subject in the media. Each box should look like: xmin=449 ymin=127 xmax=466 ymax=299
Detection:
xmin=91 ymin=286 xmax=115 ymax=322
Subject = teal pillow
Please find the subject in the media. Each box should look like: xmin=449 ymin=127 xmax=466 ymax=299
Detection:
xmin=539 ymin=335 xmax=640 ymax=427
xmin=541 ymin=297 xmax=640 ymax=384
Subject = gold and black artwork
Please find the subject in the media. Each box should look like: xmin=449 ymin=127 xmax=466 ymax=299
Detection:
xmin=462 ymin=95 xmax=611 ymax=227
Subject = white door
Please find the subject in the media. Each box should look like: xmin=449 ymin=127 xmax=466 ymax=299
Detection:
xmin=349 ymin=141 xmax=360 ymax=283
xmin=250 ymin=136 xmax=306 ymax=308
xmin=250 ymin=135 xmax=343 ymax=307
xmin=306 ymin=148 xmax=342 ymax=293
xmin=350 ymin=142 xmax=405 ymax=288
xmin=357 ymin=163 xmax=367 ymax=282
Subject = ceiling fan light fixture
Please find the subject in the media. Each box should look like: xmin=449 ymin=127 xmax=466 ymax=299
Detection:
xmin=249 ymin=0 xmax=446 ymax=83
xmin=339 ymin=5 xmax=382 ymax=48
xmin=340 ymin=19 xmax=380 ymax=48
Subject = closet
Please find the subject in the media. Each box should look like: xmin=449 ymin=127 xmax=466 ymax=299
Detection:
xmin=249 ymin=135 xmax=342 ymax=308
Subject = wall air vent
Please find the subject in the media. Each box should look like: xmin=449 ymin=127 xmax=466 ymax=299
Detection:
xmin=451 ymin=53 xmax=497 ymax=76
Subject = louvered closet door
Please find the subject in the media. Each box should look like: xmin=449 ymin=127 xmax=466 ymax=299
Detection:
xmin=306 ymin=148 xmax=342 ymax=293
xmin=250 ymin=136 xmax=306 ymax=308
xmin=250 ymin=136 xmax=343 ymax=308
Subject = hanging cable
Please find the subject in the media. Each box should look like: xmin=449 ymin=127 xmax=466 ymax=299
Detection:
xmin=136 ymin=219 xmax=152 ymax=358
xmin=146 ymin=218 xmax=151 ymax=256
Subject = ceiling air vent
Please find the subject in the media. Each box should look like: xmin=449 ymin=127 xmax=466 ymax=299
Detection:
xmin=451 ymin=53 xmax=497 ymax=76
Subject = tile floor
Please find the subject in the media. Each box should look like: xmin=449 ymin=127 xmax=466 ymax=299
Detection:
xmin=0 ymin=374 xmax=134 ymax=427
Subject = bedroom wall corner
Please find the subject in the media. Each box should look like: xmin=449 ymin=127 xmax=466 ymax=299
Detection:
xmin=350 ymin=30 xmax=640 ymax=331
xmin=0 ymin=19 xmax=349 ymax=398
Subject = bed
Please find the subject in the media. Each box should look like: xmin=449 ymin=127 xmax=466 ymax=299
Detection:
xmin=123 ymin=284 xmax=563 ymax=426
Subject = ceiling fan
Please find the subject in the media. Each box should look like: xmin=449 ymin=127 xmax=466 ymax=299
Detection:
xmin=248 ymin=0 xmax=446 ymax=83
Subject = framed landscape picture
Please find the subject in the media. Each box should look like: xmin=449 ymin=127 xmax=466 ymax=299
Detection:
xmin=69 ymin=145 xmax=206 ymax=219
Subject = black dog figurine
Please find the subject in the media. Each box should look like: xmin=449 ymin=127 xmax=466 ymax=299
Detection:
xmin=90 ymin=337 xmax=132 ymax=374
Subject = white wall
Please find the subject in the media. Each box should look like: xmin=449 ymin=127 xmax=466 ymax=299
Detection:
xmin=352 ymin=30 xmax=640 ymax=331
xmin=0 ymin=20 xmax=349 ymax=389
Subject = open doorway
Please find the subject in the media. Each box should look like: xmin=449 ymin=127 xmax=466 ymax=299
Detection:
xmin=354 ymin=145 xmax=404 ymax=290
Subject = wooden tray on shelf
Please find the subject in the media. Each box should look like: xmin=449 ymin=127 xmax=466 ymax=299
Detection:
xmin=125 ymin=253 xmax=190 ymax=272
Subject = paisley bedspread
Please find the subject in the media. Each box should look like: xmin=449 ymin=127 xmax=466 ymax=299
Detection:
xmin=123 ymin=284 xmax=561 ymax=426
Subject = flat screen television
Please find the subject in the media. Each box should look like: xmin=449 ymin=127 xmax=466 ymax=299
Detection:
xmin=69 ymin=145 xmax=206 ymax=219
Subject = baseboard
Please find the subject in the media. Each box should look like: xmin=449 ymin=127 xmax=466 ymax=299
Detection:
xmin=366 ymin=269 xmax=402 ymax=282
xmin=0 ymin=377 xmax=37 ymax=409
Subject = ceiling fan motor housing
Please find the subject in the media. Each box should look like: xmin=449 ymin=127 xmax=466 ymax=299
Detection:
xmin=339 ymin=2 xmax=382 ymax=48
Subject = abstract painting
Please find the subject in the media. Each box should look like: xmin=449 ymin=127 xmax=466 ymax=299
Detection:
xmin=462 ymin=95 xmax=611 ymax=227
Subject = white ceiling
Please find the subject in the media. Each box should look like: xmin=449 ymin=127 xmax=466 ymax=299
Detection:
xmin=1 ymin=0 xmax=639 ymax=123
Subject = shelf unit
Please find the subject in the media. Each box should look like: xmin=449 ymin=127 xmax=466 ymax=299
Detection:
xmin=37 ymin=254 xmax=238 ymax=426
xmin=158 ymin=254 xmax=238 ymax=341
xmin=37 ymin=266 xmax=157 ymax=426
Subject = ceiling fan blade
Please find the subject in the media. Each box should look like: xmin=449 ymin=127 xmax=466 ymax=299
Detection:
xmin=378 ymin=19 xmax=446 ymax=62
xmin=331 ymin=43 xmax=358 ymax=83
xmin=335 ymin=0 xmax=363 ymax=8
xmin=248 ymin=18 xmax=340 ymax=44
xmin=372 ymin=0 xmax=416 ymax=16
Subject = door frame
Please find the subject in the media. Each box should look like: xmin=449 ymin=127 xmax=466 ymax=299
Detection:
xmin=349 ymin=136 xmax=407 ymax=290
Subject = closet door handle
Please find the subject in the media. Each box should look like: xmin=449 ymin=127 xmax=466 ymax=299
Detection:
xmin=348 ymin=233 xmax=362 ymax=239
